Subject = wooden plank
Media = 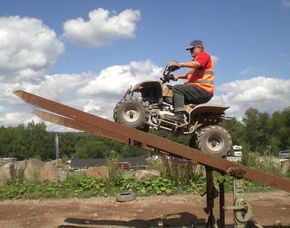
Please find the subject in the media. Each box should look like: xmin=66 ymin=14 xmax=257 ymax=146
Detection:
xmin=14 ymin=90 xmax=290 ymax=192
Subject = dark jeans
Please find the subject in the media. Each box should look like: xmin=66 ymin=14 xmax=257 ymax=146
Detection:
xmin=172 ymin=84 xmax=213 ymax=112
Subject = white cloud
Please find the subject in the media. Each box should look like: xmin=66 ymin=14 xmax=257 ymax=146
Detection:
xmin=3 ymin=69 xmax=290 ymax=130
xmin=212 ymin=76 xmax=290 ymax=119
xmin=0 ymin=16 xmax=64 ymax=83
xmin=3 ymin=71 xmax=290 ymax=130
xmin=240 ymin=67 xmax=253 ymax=75
xmin=0 ymin=60 xmax=162 ymax=130
xmin=78 ymin=60 xmax=162 ymax=96
xmin=211 ymin=55 xmax=219 ymax=64
xmin=282 ymin=0 xmax=290 ymax=8
xmin=63 ymin=8 xmax=141 ymax=47
xmin=83 ymin=100 xmax=101 ymax=113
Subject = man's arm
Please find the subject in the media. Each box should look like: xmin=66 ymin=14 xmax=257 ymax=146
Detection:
xmin=174 ymin=74 xmax=187 ymax=80
xmin=173 ymin=61 xmax=202 ymax=81
xmin=167 ymin=60 xmax=201 ymax=69
xmin=179 ymin=61 xmax=201 ymax=69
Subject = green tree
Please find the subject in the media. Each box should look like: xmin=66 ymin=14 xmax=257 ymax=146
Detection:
xmin=269 ymin=107 xmax=290 ymax=154
xmin=74 ymin=136 xmax=106 ymax=158
xmin=222 ymin=117 xmax=244 ymax=145
xmin=241 ymin=107 xmax=271 ymax=154
xmin=59 ymin=132 xmax=83 ymax=158
xmin=25 ymin=122 xmax=54 ymax=160
xmin=5 ymin=125 xmax=27 ymax=159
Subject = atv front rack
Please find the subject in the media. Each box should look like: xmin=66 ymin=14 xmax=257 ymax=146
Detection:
xmin=14 ymin=90 xmax=290 ymax=227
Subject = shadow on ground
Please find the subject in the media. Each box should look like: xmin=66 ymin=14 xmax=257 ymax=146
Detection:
xmin=58 ymin=214 xmax=290 ymax=228
xmin=58 ymin=212 xmax=208 ymax=227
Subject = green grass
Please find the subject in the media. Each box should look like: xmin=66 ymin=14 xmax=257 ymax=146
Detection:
xmin=1 ymin=152 xmax=288 ymax=200
xmin=0 ymin=172 xmax=275 ymax=200
xmin=0 ymin=174 xmax=178 ymax=200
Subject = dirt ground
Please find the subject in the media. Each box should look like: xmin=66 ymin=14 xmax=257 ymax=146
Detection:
xmin=0 ymin=191 xmax=289 ymax=228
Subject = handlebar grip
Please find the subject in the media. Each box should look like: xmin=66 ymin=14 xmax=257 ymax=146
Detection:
xmin=168 ymin=66 xmax=180 ymax=72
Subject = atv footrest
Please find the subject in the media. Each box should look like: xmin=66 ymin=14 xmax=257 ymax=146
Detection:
xmin=159 ymin=118 xmax=188 ymax=130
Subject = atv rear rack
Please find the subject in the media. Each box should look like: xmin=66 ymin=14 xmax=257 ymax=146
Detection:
xmin=14 ymin=90 xmax=290 ymax=227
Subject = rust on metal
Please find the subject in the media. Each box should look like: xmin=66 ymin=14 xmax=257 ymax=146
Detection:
xmin=226 ymin=167 xmax=246 ymax=179
xmin=14 ymin=90 xmax=290 ymax=192
xmin=33 ymin=109 xmax=152 ymax=151
xmin=32 ymin=109 xmax=130 ymax=144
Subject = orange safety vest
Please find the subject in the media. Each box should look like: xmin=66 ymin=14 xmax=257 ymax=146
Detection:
xmin=186 ymin=52 xmax=214 ymax=94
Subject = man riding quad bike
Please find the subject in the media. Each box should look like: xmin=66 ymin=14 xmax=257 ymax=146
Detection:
xmin=113 ymin=66 xmax=232 ymax=157
xmin=114 ymin=40 xmax=232 ymax=157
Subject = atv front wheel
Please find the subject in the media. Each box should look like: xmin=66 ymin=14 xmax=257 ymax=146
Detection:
xmin=114 ymin=98 xmax=149 ymax=131
xmin=196 ymin=125 xmax=232 ymax=157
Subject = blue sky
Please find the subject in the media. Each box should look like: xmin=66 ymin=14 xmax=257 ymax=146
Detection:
xmin=3 ymin=0 xmax=289 ymax=81
xmin=0 ymin=0 xmax=290 ymax=129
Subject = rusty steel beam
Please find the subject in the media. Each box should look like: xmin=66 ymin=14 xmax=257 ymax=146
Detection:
xmin=33 ymin=109 xmax=152 ymax=151
xmin=14 ymin=90 xmax=290 ymax=192
xmin=32 ymin=109 xmax=129 ymax=144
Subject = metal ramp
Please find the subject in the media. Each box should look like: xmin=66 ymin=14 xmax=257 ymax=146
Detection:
xmin=14 ymin=90 xmax=290 ymax=227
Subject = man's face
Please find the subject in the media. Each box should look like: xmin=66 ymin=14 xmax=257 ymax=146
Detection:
xmin=190 ymin=46 xmax=202 ymax=58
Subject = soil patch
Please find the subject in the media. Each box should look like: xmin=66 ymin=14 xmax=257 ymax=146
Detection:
xmin=0 ymin=191 xmax=289 ymax=227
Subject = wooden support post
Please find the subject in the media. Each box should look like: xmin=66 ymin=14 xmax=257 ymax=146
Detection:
xmin=219 ymin=181 xmax=225 ymax=228
xmin=205 ymin=166 xmax=218 ymax=228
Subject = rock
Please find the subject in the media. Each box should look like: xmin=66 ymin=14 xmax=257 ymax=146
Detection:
xmin=38 ymin=162 xmax=58 ymax=182
xmin=1 ymin=159 xmax=70 ymax=183
xmin=12 ymin=160 xmax=27 ymax=179
xmin=1 ymin=159 xmax=43 ymax=184
xmin=38 ymin=161 xmax=68 ymax=182
xmin=135 ymin=170 xmax=160 ymax=180
xmin=84 ymin=166 xmax=109 ymax=179
xmin=24 ymin=159 xmax=44 ymax=181
xmin=0 ymin=162 xmax=13 ymax=185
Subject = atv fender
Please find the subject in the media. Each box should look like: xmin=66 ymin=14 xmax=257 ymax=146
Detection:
xmin=132 ymin=81 xmax=163 ymax=104
xmin=188 ymin=103 xmax=229 ymax=116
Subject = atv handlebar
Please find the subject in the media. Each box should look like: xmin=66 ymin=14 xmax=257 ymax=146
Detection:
xmin=160 ymin=65 xmax=178 ymax=83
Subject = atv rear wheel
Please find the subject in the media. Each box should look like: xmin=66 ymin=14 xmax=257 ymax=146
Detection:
xmin=114 ymin=97 xmax=149 ymax=131
xmin=196 ymin=125 xmax=232 ymax=157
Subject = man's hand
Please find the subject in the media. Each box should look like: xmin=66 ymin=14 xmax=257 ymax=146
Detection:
xmin=167 ymin=60 xmax=181 ymax=68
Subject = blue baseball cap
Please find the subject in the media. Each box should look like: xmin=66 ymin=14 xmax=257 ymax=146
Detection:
xmin=186 ymin=40 xmax=203 ymax=50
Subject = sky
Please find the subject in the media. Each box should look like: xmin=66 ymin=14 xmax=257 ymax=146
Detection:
xmin=0 ymin=0 xmax=290 ymax=131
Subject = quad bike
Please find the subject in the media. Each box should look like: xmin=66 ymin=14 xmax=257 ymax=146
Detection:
xmin=113 ymin=66 xmax=232 ymax=157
